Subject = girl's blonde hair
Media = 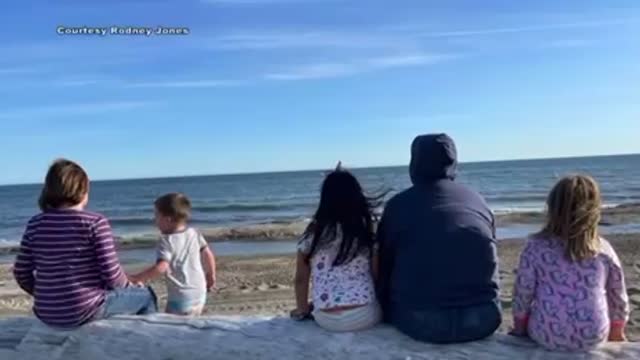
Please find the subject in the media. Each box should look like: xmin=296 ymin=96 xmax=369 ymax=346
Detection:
xmin=539 ymin=174 xmax=602 ymax=261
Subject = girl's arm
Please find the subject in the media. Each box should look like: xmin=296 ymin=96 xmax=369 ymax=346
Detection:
xmin=92 ymin=217 xmax=129 ymax=289
xmin=511 ymin=240 xmax=538 ymax=337
xmin=13 ymin=231 xmax=35 ymax=295
xmin=201 ymin=246 xmax=217 ymax=291
xmin=293 ymin=251 xmax=312 ymax=315
xmin=603 ymin=243 xmax=630 ymax=341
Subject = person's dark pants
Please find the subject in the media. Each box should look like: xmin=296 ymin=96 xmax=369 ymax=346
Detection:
xmin=392 ymin=300 xmax=501 ymax=344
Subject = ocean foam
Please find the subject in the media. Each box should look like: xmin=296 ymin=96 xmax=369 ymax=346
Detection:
xmin=0 ymin=239 xmax=19 ymax=248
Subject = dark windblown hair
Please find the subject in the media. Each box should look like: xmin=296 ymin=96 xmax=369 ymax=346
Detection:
xmin=304 ymin=168 xmax=385 ymax=266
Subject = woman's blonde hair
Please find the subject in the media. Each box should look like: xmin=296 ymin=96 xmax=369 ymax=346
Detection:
xmin=539 ymin=174 xmax=602 ymax=261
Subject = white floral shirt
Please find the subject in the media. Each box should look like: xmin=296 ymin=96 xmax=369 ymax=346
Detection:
xmin=297 ymin=228 xmax=377 ymax=310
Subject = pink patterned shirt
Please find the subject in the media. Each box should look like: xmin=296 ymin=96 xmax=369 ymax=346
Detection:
xmin=298 ymin=229 xmax=377 ymax=310
xmin=513 ymin=235 xmax=630 ymax=351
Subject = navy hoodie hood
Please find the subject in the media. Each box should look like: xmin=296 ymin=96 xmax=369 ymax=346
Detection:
xmin=409 ymin=133 xmax=458 ymax=185
xmin=377 ymin=133 xmax=498 ymax=315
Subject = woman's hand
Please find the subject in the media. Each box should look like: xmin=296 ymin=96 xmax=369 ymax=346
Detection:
xmin=127 ymin=274 xmax=144 ymax=287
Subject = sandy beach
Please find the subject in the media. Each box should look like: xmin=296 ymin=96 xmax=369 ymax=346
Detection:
xmin=0 ymin=233 xmax=638 ymax=341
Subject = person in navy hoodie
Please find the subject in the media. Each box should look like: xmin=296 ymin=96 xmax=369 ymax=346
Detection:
xmin=376 ymin=133 xmax=501 ymax=343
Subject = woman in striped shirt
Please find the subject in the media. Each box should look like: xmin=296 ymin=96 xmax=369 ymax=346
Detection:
xmin=13 ymin=159 xmax=157 ymax=328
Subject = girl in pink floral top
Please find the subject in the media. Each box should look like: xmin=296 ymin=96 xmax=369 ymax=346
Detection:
xmin=291 ymin=164 xmax=383 ymax=332
xmin=512 ymin=175 xmax=630 ymax=351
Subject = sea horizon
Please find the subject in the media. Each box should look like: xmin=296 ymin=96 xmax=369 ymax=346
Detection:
xmin=2 ymin=152 xmax=638 ymax=188
xmin=1 ymin=153 xmax=639 ymax=246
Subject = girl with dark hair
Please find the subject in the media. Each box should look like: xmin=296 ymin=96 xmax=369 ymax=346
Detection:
xmin=290 ymin=163 xmax=383 ymax=332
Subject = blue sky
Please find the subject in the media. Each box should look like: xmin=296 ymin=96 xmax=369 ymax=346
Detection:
xmin=0 ymin=0 xmax=639 ymax=185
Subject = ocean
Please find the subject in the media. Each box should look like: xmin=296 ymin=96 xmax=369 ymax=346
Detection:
xmin=1 ymin=154 xmax=639 ymax=248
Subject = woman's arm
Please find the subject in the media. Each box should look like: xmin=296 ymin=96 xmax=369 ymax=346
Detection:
xmin=293 ymin=252 xmax=311 ymax=315
xmin=92 ymin=217 xmax=129 ymax=289
xmin=13 ymin=232 xmax=35 ymax=295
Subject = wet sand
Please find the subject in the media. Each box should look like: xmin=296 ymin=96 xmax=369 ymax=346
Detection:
xmin=0 ymin=233 xmax=638 ymax=341
xmin=496 ymin=203 xmax=640 ymax=227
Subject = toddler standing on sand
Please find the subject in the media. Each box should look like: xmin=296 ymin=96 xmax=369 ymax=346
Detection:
xmin=14 ymin=159 xmax=157 ymax=328
xmin=291 ymin=165 xmax=383 ymax=332
xmin=511 ymin=175 xmax=630 ymax=351
xmin=130 ymin=193 xmax=216 ymax=316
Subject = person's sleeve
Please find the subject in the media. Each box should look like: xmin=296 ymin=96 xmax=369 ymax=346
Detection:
xmin=92 ymin=217 xmax=129 ymax=289
xmin=604 ymin=243 xmax=630 ymax=328
xmin=156 ymin=236 xmax=172 ymax=262
xmin=197 ymin=232 xmax=208 ymax=250
xmin=512 ymin=239 xmax=538 ymax=323
xmin=376 ymin=208 xmax=393 ymax=321
xmin=13 ymin=227 xmax=35 ymax=295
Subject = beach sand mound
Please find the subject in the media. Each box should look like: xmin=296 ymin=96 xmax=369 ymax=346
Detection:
xmin=0 ymin=315 xmax=638 ymax=360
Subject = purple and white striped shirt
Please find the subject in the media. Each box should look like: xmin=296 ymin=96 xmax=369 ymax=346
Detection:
xmin=13 ymin=209 xmax=129 ymax=328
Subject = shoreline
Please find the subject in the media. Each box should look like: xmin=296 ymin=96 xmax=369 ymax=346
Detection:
xmin=496 ymin=202 xmax=640 ymax=226
xmin=0 ymin=221 xmax=311 ymax=256
xmin=0 ymin=202 xmax=639 ymax=256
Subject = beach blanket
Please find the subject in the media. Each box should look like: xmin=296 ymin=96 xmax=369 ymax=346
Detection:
xmin=0 ymin=315 xmax=638 ymax=359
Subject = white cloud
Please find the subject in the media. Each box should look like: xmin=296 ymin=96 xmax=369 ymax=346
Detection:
xmin=265 ymin=63 xmax=353 ymax=80
xmin=200 ymin=17 xmax=637 ymax=51
xmin=264 ymin=54 xmax=454 ymax=80
xmin=421 ymin=18 xmax=636 ymax=38
xmin=0 ymin=67 xmax=40 ymax=75
xmin=202 ymin=0 xmax=337 ymax=4
xmin=1 ymin=77 xmax=114 ymax=89
xmin=543 ymin=39 xmax=594 ymax=49
xmin=206 ymin=31 xmax=402 ymax=50
xmin=366 ymin=54 xmax=450 ymax=67
xmin=53 ymin=80 xmax=102 ymax=87
xmin=0 ymin=101 xmax=152 ymax=120
xmin=126 ymin=80 xmax=244 ymax=88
